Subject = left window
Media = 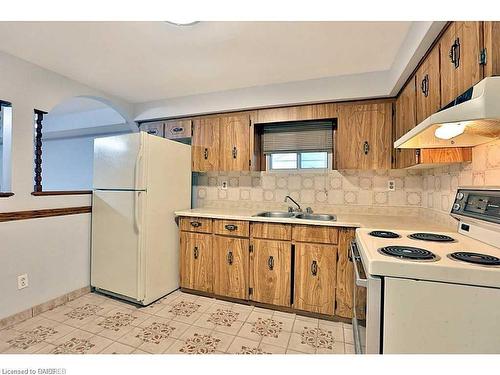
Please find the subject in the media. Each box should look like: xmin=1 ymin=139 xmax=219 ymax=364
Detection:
xmin=0 ymin=101 xmax=12 ymax=194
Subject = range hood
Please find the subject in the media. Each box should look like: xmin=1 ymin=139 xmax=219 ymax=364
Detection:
xmin=395 ymin=76 xmax=500 ymax=149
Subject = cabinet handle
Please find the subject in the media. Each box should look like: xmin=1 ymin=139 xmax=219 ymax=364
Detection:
xmin=421 ymin=74 xmax=429 ymax=97
xmin=449 ymin=38 xmax=460 ymax=69
xmin=363 ymin=141 xmax=370 ymax=155
xmin=203 ymin=148 xmax=209 ymax=160
xmin=190 ymin=221 xmax=201 ymax=228
xmin=232 ymin=146 xmax=237 ymax=159
xmin=224 ymin=224 xmax=238 ymax=231
xmin=268 ymin=256 xmax=274 ymax=270
xmin=193 ymin=246 xmax=199 ymax=259
xmin=227 ymin=251 xmax=233 ymax=265
xmin=311 ymin=260 xmax=318 ymax=276
xmin=171 ymin=127 xmax=184 ymax=134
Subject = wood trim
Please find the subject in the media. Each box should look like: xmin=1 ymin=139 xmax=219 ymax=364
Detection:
xmin=0 ymin=206 xmax=91 ymax=223
xmin=0 ymin=192 xmax=14 ymax=198
xmin=31 ymin=190 xmax=92 ymax=196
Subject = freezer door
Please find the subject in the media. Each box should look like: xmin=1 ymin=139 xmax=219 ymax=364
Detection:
xmin=93 ymin=132 xmax=147 ymax=190
xmin=91 ymin=190 xmax=146 ymax=301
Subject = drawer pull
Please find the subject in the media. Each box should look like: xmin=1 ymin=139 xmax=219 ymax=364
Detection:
xmin=190 ymin=221 xmax=202 ymax=228
xmin=204 ymin=148 xmax=209 ymax=160
xmin=363 ymin=141 xmax=370 ymax=155
xmin=193 ymin=246 xmax=199 ymax=259
xmin=232 ymin=146 xmax=237 ymax=159
xmin=227 ymin=251 xmax=233 ymax=265
xmin=224 ymin=224 xmax=238 ymax=231
xmin=311 ymin=260 xmax=318 ymax=276
xmin=268 ymin=256 xmax=274 ymax=270
xmin=171 ymin=127 xmax=184 ymax=133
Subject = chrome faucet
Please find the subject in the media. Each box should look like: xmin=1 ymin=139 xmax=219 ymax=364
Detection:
xmin=284 ymin=195 xmax=302 ymax=212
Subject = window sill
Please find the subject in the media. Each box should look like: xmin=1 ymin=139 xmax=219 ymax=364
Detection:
xmin=0 ymin=192 xmax=14 ymax=198
xmin=31 ymin=190 xmax=92 ymax=196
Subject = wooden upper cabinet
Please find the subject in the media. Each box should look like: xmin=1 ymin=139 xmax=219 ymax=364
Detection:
xmin=256 ymin=103 xmax=337 ymax=124
xmin=416 ymin=45 xmax=441 ymax=123
xmin=250 ymin=239 xmax=291 ymax=307
xmin=440 ymin=21 xmax=482 ymax=106
xmin=219 ymin=114 xmax=251 ymax=171
xmin=483 ymin=21 xmax=500 ymax=78
xmin=395 ymin=78 xmax=418 ymax=169
xmin=164 ymin=119 xmax=192 ymax=140
xmin=192 ymin=117 xmax=220 ymax=172
xmin=294 ymin=242 xmax=337 ymax=315
xmin=337 ymin=102 xmax=392 ymax=170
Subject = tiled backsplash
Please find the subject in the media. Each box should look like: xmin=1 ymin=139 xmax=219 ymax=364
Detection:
xmin=192 ymin=139 xmax=500 ymax=228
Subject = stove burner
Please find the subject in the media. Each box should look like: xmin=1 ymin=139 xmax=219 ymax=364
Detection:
xmin=408 ymin=232 xmax=455 ymax=242
xmin=449 ymin=252 xmax=500 ymax=266
xmin=379 ymin=246 xmax=438 ymax=261
xmin=369 ymin=230 xmax=400 ymax=239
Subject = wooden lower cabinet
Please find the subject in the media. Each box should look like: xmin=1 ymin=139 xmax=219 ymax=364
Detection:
xmin=293 ymin=242 xmax=337 ymax=315
xmin=250 ymin=239 xmax=292 ymax=307
xmin=335 ymin=228 xmax=355 ymax=318
xmin=179 ymin=232 xmax=213 ymax=293
xmin=213 ymin=235 xmax=249 ymax=299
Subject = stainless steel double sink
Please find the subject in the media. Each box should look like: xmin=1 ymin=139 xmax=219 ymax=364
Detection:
xmin=253 ymin=211 xmax=336 ymax=222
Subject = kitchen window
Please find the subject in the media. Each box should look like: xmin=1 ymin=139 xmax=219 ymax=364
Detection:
xmin=0 ymin=101 xmax=13 ymax=195
xmin=262 ymin=120 xmax=334 ymax=171
xmin=269 ymin=151 xmax=329 ymax=170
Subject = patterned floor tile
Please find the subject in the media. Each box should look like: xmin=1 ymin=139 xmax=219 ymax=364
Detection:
xmin=236 ymin=323 xmax=263 ymax=343
xmin=317 ymin=320 xmax=344 ymax=342
xmin=213 ymin=319 xmax=244 ymax=336
xmin=287 ymin=333 xmax=316 ymax=354
xmin=272 ymin=310 xmax=297 ymax=320
xmin=285 ymin=348 xmax=309 ymax=354
xmin=0 ymin=329 xmax=26 ymax=352
xmin=178 ymin=332 xmax=223 ymax=354
xmin=207 ymin=331 xmax=235 ymax=352
xmin=259 ymin=342 xmax=287 ymax=354
xmin=260 ymin=330 xmax=291 ymax=348
xmin=192 ymin=314 xmax=217 ymax=330
xmin=343 ymin=326 xmax=354 ymax=344
xmin=99 ymin=342 xmax=136 ymax=354
xmin=39 ymin=305 xmax=74 ymax=323
xmin=2 ymin=326 xmax=57 ymax=354
xmin=246 ymin=310 xmax=273 ymax=324
xmin=316 ymin=340 xmax=345 ymax=354
xmin=292 ymin=318 xmax=318 ymax=334
xmin=226 ymin=337 xmax=262 ymax=354
xmin=50 ymin=330 xmax=113 ymax=354
xmin=345 ymin=343 xmax=355 ymax=354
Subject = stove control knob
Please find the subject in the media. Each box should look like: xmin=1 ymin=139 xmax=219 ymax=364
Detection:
xmin=453 ymin=203 xmax=461 ymax=211
xmin=456 ymin=192 xmax=464 ymax=200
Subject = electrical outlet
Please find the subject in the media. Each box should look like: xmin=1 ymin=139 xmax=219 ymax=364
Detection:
xmin=388 ymin=180 xmax=396 ymax=191
xmin=17 ymin=274 xmax=28 ymax=290
xmin=221 ymin=181 xmax=228 ymax=190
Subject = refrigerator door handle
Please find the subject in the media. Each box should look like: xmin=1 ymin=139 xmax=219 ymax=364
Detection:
xmin=134 ymin=191 xmax=143 ymax=233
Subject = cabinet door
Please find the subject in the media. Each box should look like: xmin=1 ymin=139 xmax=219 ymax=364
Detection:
xmin=335 ymin=228 xmax=355 ymax=318
xmin=180 ymin=232 xmax=213 ymax=293
xmin=164 ymin=119 xmax=192 ymax=139
xmin=440 ymin=22 xmax=482 ymax=106
xmin=192 ymin=117 xmax=219 ymax=172
xmin=483 ymin=21 xmax=500 ymax=78
xmin=337 ymin=102 xmax=392 ymax=169
xmin=416 ymin=45 xmax=441 ymax=123
xmin=219 ymin=114 xmax=250 ymax=171
xmin=395 ymin=78 xmax=418 ymax=169
xmin=250 ymin=239 xmax=291 ymax=307
xmin=213 ymin=235 xmax=249 ymax=299
xmin=294 ymin=243 xmax=337 ymax=315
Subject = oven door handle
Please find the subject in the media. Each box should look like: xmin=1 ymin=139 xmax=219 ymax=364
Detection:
xmin=350 ymin=241 xmax=368 ymax=288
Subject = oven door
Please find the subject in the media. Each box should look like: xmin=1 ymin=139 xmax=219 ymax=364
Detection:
xmin=350 ymin=240 xmax=382 ymax=354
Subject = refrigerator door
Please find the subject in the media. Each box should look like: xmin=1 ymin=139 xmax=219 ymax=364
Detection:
xmin=91 ymin=190 xmax=146 ymax=302
xmin=93 ymin=132 xmax=147 ymax=190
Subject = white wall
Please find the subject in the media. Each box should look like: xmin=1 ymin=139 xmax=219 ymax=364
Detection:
xmin=42 ymin=136 xmax=96 ymax=191
xmin=0 ymin=50 xmax=134 ymax=320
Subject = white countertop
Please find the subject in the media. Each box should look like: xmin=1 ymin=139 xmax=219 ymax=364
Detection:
xmin=174 ymin=207 xmax=452 ymax=231
xmin=356 ymin=228 xmax=500 ymax=288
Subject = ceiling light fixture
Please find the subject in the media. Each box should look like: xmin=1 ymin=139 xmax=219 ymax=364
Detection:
xmin=165 ymin=20 xmax=200 ymax=27
xmin=434 ymin=122 xmax=466 ymax=140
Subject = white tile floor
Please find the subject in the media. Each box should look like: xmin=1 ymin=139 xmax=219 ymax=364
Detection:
xmin=0 ymin=290 xmax=354 ymax=354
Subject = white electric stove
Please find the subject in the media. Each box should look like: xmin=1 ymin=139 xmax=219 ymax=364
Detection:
xmin=352 ymin=188 xmax=500 ymax=354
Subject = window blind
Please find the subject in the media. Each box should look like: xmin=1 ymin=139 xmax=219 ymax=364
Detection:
xmin=262 ymin=121 xmax=333 ymax=154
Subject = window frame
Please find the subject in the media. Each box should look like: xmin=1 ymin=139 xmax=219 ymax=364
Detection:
xmin=0 ymin=100 xmax=14 ymax=197
xmin=267 ymin=151 xmax=330 ymax=172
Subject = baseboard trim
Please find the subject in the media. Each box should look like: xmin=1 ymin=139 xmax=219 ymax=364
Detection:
xmin=0 ymin=286 xmax=91 ymax=330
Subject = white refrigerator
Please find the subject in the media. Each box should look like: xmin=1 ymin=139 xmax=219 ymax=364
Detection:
xmin=91 ymin=132 xmax=191 ymax=305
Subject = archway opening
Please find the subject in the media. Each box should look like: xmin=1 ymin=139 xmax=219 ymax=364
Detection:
xmin=37 ymin=97 xmax=132 ymax=192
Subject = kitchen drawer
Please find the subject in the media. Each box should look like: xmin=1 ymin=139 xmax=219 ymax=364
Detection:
xmin=139 ymin=121 xmax=164 ymax=137
xmin=179 ymin=217 xmax=212 ymax=233
xmin=292 ymin=225 xmax=338 ymax=244
xmin=251 ymin=222 xmax=291 ymax=241
xmin=213 ymin=219 xmax=249 ymax=237
xmin=165 ymin=119 xmax=192 ymax=139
